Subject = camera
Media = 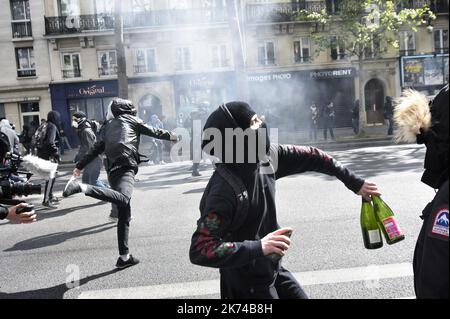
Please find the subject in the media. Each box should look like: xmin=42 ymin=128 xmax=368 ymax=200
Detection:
xmin=0 ymin=180 xmax=41 ymax=200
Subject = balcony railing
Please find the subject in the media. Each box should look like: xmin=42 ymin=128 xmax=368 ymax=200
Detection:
xmin=133 ymin=64 xmax=157 ymax=74
xmin=12 ymin=21 xmax=32 ymax=38
xmin=98 ymin=66 xmax=118 ymax=76
xmin=45 ymin=9 xmax=228 ymax=35
xmin=17 ymin=69 xmax=36 ymax=77
xmin=246 ymin=1 xmax=326 ymax=24
xmin=62 ymin=69 xmax=81 ymax=79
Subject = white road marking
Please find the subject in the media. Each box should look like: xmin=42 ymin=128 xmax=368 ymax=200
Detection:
xmin=78 ymin=263 xmax=413 ymax=299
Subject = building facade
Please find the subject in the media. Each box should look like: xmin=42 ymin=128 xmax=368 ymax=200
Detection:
xmin=0 ymin=0 xmax=53 ymax=133
xmin=0 ymin=0 xmax=447 ymax=146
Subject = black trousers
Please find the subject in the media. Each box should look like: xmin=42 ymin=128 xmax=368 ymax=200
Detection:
xmin=85 ymin=168 xmax=135 ymax=255
xmin=220 ymin=266 xmax=308 ymax=299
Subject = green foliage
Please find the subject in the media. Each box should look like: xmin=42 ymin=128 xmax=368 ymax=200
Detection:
xmin=294 ymin=0 xmax=435 ymax=59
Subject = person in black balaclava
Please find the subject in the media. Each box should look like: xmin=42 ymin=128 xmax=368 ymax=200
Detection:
xmin=62 ymin=98 xmax=179 ymax=269
xmin=189 ymin=101 xmax=381 ymax=299
xmin=72 ymin=111 xmax=102 ymax=187
xmin=395 ymin=84 xmax=449 ymax=299
xmin=37 ymin=111 xmax=61 ymax=208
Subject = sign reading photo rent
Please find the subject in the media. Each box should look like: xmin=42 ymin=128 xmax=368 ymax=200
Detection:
xmin=402 ymin=54 xmax=449 ymax=88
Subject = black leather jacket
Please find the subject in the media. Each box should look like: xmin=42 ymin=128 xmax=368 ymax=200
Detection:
xmin=74 ymin=122 xmax=97 ymax=163
xmin=77 ymin=114 xmax=172 ymax=173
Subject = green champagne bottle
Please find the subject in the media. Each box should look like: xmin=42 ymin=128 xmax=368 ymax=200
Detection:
xmin=372 ymin=196 xmax=405 ymax=245
xmin=361 ymin=198 xmax=383 ymax=249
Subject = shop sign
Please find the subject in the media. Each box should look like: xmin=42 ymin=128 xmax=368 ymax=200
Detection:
xmin=248 ymin=73 xmax=292 ymax=82
xmin=310 ymin=68 xmax=354 ymax=79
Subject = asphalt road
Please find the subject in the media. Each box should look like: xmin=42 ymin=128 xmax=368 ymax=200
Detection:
xmin=0 ymin=143 xmax=435 ymax=299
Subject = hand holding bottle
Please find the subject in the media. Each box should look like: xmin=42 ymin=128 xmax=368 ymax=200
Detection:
xmin=357 ymin=180 xmax=381 ymax=202
xmin=262 ymin=228 xmax=293 ymax=261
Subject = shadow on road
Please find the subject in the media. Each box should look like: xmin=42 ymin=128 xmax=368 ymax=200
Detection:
xmin=35 ymin=201 xmax=108 ymax=221
xmin=3 ymin=222 xmax=116 ymax=252
xmin=0 ymin=269 xmax=118 ymax=299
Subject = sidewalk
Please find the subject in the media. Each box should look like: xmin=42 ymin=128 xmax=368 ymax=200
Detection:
xmin=59 ymin=124 xmax=395 ymax=164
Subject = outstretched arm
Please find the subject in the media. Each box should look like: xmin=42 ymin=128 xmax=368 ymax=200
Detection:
xmin=275 ymin=145 xmax=380 ymax=200
xmin=138 ymin=121 xmax=178 ymax=141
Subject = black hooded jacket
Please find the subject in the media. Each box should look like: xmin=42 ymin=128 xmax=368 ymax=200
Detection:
xmin=37 ymin=111 xmax=60 ymax=160
xmin=75 ymin=121 xmax=97 ymax=162
xmin=76 ymin=99 xmax=173 ymax=173
xmin=189 ymin=103 xmax=365 ymax=297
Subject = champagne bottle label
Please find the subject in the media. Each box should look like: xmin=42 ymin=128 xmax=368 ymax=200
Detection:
xmin=368 ymin=230 xmax=382 ymax=244
xmin=382 ymin=217 xmax=402 ymax=240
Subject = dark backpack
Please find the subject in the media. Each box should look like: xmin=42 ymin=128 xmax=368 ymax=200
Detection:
xmin=199 ymin=165 xmax=250 ymax=241
xmin=33 ymin=122 xmax=48 ymax=149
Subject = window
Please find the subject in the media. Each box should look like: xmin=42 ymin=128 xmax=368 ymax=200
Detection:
xmin=20 ymin=102 xmax=40 ymax=129
xmin=10 ymin=0 xmax=32 ymax=38
xmin=211 ymin=44 xmax=229 ymax=68
xmin=15 ymin=47 xmax=35 ymax=77
xmin=134 ymin=48 xmax=157 ymax=73
xmin=294 ymin=38 xmax=310 ymax=63
xmin=58 ymin=0 xmax=80 ymax=16
xmin=175 ymin=47 xmax=192 ymax=71
xmin=203 ymin=0 xmax=226 ymax=21
xmin=61 ymin=52 xmax=81 ymax=78
xmin=95 ymin=0 xmax=114 ymax=13
xmin=0 ymin=104 xmax=5 ymax=119
xmin=257 ymin=41 xmax=275 ymax=65
xmin=399 ymin=30 xmax=415 ymax=56
xmin=434 ymin=29 xmax=449 ymax=54
xmin=132 ymin=0 xmax=152 ymax=12
xmin=326 ymin=0 xmax=341 ymax=14
xmin=365 ymin=37 xmax=381 ymax=59
xmin=69 ymin=98 xmax=113 ymax=122
xmin=331 ymin=36 xmax=345 ymax=60
xmin=98 ymin=51 xmax=117 ymax=76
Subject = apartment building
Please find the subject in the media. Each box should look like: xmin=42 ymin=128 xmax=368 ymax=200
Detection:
xmin=0 ymin=0 xmax=52 ymax=132
xmin=244 ymin=0 xmax=449 ymax=128
xmin=42 ymin=0 xmax=237 ymax=144
xmin=0 ymin=0 xmax=447 ymax=145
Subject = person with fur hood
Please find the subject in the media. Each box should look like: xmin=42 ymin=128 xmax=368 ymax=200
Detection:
xmin=394 ymin=84 xmax=449 ymax=299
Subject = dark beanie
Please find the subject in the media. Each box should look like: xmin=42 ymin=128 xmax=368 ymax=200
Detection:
xmin=73 ymin=111 xmax=87 ymax=119
xmin=225 ymin=102 xmax=256 ymax=129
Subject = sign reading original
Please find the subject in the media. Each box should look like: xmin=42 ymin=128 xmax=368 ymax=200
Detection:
xmin=78 ymin=85 xmax=105 ymax=96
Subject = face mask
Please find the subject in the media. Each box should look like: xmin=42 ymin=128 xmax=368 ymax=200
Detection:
xmin=72 ymin=120 xmax=79 ymax=128
xmin=106 ymin=101 xmax=114 ymax=120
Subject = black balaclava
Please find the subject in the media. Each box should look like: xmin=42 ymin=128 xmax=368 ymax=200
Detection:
xmin=202 ymin=102 xmax=270 ymax=173
xmin=417 ymin=84 xmax=449 ymax=189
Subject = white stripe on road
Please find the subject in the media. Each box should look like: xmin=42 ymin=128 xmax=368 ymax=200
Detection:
xmin=78 ymin=263 xmax=413 ymax=299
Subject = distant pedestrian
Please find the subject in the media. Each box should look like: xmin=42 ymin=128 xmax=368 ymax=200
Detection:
xmin=323 ymin=101 xmax=336 ymax=141
xmin=36 ymin=111 xmax=61 ymax=208
xmin=352 ymin=100 xmax=360 ymax=135
xmin=308 ymin=103 xmax=319 ymax=142
xmin=72 ymin=112 xmax=103 ymax=187
xmin=19 ymin=124 xmax=33 ymax=154
xmin=384 ymin=96 xmax=394 ymax=136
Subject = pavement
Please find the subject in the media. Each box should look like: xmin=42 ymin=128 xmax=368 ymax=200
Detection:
xmin=0 ymin=143 xmax=431 ymax=299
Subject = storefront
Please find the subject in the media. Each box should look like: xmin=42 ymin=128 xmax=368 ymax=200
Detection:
xmin=172 ymin=71 xmax=237 ymax=127
xmin=400 ymin=54 xmax=449 ymax=97
xmin=50 ymin=80 xmax=118 ymax=146
xmin=247 ymin=68 xmax=356 ymax=130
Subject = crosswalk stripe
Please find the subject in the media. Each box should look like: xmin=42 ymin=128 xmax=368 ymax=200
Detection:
xmin=78 ymin=263 xmax=413 ymax=299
